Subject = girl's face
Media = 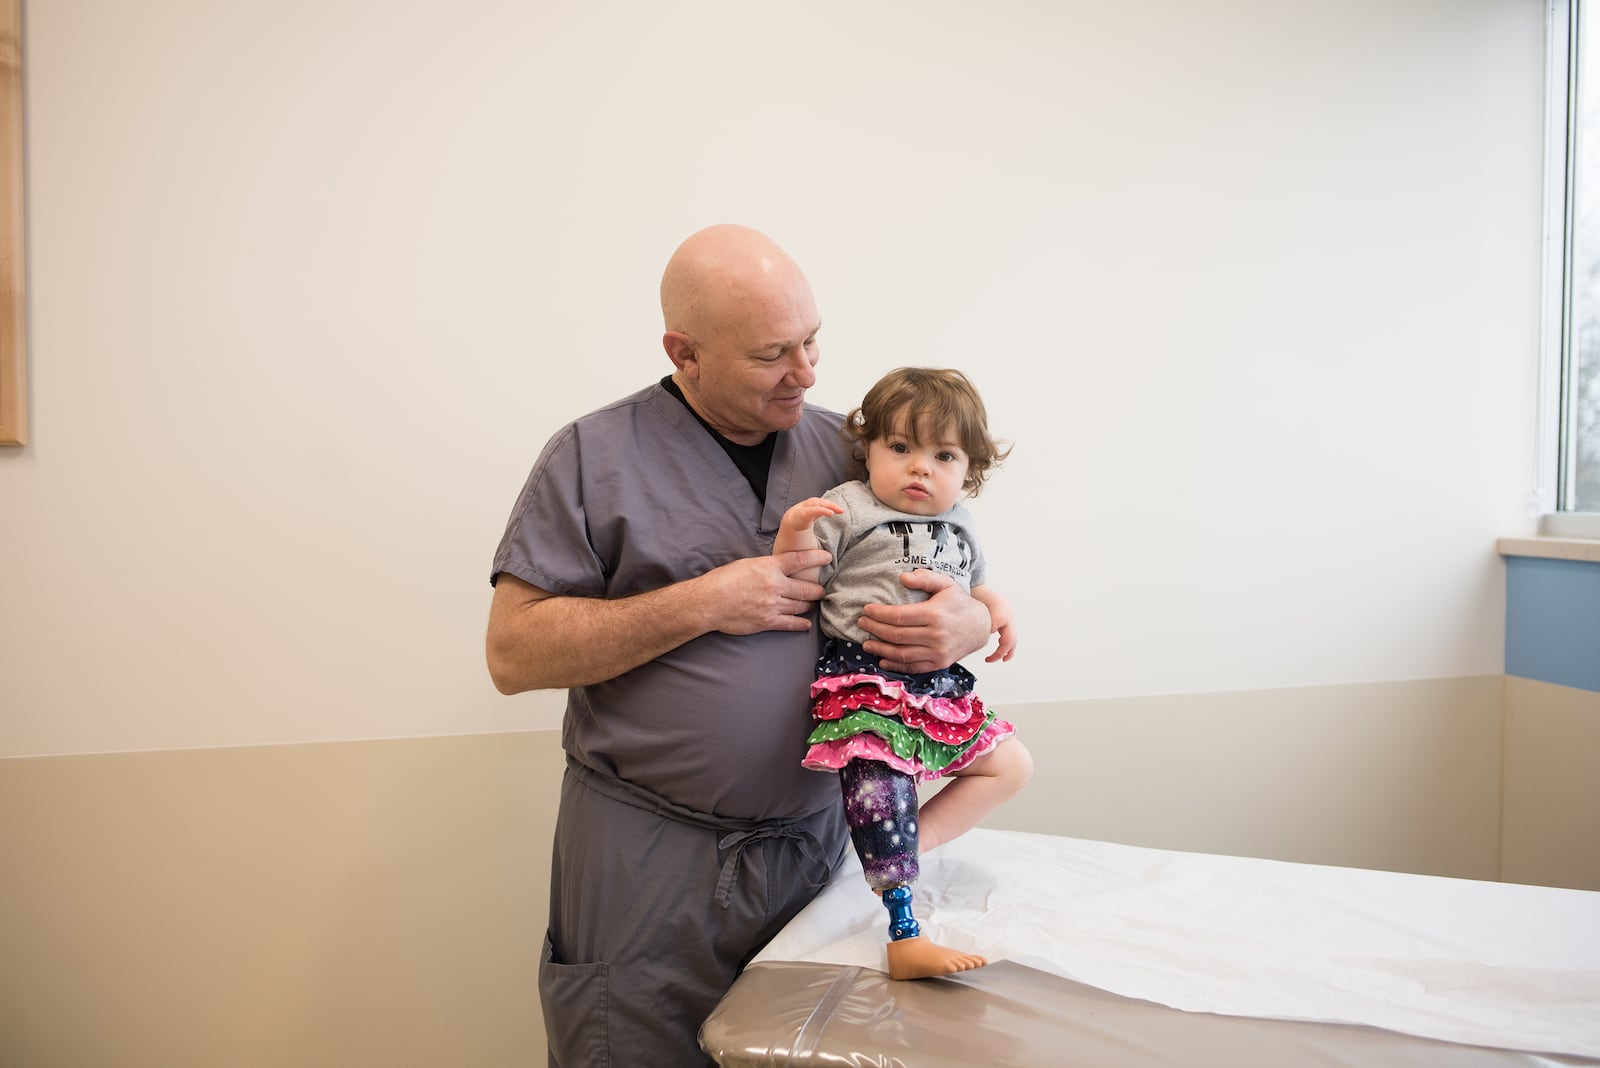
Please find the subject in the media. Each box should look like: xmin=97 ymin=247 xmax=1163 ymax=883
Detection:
xmin=865 ymin=419 xmax=970 ymax=516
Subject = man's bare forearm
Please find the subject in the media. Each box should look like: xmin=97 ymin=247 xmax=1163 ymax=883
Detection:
xmin=486 ymin=548 xmax=834 ymax=694
xmin=486 ymin=575 xmax=713 ymax=693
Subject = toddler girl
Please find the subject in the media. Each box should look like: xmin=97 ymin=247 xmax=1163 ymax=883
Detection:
xmin=775 ymin=367 xmax=1033 ymax=980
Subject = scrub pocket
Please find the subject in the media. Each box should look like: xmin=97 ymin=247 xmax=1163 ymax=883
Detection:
xmin=538 ymin=931 xmax=610 ymax=1067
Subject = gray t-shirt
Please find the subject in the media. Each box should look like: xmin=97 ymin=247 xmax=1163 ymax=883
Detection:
xmin=812 ymin=480 xmax=987 ymax=646
xmin=491 ymin=382 xmax=851 ymax=820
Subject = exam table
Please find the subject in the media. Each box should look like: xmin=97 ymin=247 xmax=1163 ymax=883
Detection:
xmin=701 ymin=830 xmax=1600 ymax=1067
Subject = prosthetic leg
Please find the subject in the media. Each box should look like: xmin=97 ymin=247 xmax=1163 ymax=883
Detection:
xmin=839 ymin=759 xmax=987 ymax=980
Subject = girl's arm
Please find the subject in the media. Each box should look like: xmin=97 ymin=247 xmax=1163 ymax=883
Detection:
xmin=970 ymin=584 xmax=1017 ymax=663
xmin=773 ymin=497 xmax=846 ymax=583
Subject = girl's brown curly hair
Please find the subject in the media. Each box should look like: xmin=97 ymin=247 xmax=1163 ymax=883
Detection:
xmin=843 ymin=367 xmax=1011 ymax=496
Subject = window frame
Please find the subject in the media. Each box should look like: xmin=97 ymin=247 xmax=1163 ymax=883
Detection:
xmin=1542 ymin=0 xmax=1600 ymax=536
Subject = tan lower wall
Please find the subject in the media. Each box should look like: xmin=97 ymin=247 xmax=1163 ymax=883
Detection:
xmin=1501 ymin=675 xmax=1600 ymax=891
xmin=0 ymin=732 xmax=564 ymax=1068
xmin=0 ymin=673 xmax=1545 ymax=1067
xmin=949 ymin=675 xmax=1505 ymax=880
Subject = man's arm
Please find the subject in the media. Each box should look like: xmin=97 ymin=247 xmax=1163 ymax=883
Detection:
xmin=485 ymin=549 xmax=833 ymax=693
xmin=857 ymin=569 xmax=995 ymax=675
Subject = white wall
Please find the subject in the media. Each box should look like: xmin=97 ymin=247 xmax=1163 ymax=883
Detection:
xmin=0 ymin=0 xmax=1544 ymax=757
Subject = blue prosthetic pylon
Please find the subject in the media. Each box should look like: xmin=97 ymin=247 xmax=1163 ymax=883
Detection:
xmin=881 ymin=884 xmax=921 ymax=941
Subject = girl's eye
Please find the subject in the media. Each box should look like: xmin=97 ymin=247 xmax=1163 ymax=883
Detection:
xmin=936 ymin=451 xmax=956 ymax=462
xmin=889 ymin=442 xmax=909 ymax=454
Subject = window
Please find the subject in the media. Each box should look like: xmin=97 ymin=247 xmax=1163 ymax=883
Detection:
xmin=1546 ymin=0 xmax=1600 ymax=534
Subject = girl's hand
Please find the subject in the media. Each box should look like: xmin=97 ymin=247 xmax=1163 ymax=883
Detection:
xmin=781 ymin=497 xmax=844 ymax=533
xmin=985 ymin=621 xmax=1018 ymax=663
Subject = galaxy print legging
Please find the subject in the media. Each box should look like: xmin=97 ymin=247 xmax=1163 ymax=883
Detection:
xmin=841 ymin=758 xmax=921 ymax=890
xmin=841 ymin=759 xmax=925 ymax=941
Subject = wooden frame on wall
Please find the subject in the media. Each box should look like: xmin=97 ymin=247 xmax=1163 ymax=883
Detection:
xmin=0 ymin=0 xmax=24 ymax=447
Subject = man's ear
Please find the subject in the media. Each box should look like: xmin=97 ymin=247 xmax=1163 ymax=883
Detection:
xmin=663 ymin=331 xmax=697 ymax=376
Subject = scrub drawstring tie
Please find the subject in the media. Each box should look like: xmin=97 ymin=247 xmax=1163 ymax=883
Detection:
xmin=715 ymin=823 xmax=832 ymax=909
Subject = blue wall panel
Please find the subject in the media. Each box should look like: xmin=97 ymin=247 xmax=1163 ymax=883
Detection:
xmin=1505 ymin=556 xmax=1600 ymax=694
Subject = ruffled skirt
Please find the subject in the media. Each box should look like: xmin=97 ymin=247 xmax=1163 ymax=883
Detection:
xmin=801 ymin=638 xmax=1015 ymax=783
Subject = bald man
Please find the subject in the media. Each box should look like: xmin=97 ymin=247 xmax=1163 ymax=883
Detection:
xmin=487 ymin=225 xmax=991 ymax=1067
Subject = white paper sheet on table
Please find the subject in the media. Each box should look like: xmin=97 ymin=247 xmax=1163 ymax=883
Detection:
xmin=753 ymin=829 xmax=1600 ymax=1058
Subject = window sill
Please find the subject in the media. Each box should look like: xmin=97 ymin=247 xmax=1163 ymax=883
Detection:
xmin=1539 ymin=512 xmax=1600 ymax=539
xmin=1498 ymin=536 xmax=1600 ymax=562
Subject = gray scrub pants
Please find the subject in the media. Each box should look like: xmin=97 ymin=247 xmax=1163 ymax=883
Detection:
xmin=540 ymin=757 xmax=850 ymax=1068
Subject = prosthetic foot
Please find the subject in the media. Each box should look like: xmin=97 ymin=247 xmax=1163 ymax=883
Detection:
xmin=879 ymin=883 xmax=987 ymax=981
xmin=886 ymin=935 xmax=989 ymax=981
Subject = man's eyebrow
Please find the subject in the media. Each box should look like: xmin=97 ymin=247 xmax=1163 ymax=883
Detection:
xmin=749 ymin=325 xmax=822 ymax=356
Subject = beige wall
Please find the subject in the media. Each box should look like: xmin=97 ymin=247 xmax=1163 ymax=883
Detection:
xmin=1 ymin=675 xmax=1538 ymax=1068
xmin=0 ymin=0 xmax=1544 ymax=759
xmin=1501 ymin=676 xmax=1600 ymax=890
xmin=978 ymin=676 xmax=1505 ymax=879
xmin=0 ymin=732 xmax=562 ymax=1068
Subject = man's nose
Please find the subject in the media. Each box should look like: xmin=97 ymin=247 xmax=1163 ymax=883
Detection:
xmin=784 ymin=346 xmax=817 ymax=387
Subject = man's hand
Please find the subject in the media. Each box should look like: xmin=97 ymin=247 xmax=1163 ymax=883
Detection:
xmin=857 ymin=569 xmax=992 ymax=674
xmin=701 ymin=548 xmax=833 ymax=635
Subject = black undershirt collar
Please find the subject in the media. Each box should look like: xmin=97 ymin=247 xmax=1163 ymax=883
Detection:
xmin=660 ymin=375 xmax=777 ymax=505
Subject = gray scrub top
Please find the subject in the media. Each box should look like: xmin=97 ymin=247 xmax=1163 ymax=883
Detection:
xmin=492 ymin=382 xmax=852 ymax=820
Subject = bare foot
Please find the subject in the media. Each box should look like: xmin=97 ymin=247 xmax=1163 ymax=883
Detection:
xmin=885 ymin=935 xmax=987 ymax=981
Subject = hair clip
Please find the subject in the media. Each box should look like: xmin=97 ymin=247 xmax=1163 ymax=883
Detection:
xmin=851 ymin=411 xmax=866 ymax=427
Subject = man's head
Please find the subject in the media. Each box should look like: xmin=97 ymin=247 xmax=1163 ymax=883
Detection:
xmin=661 ymin=224 xmax=822 ymax=445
